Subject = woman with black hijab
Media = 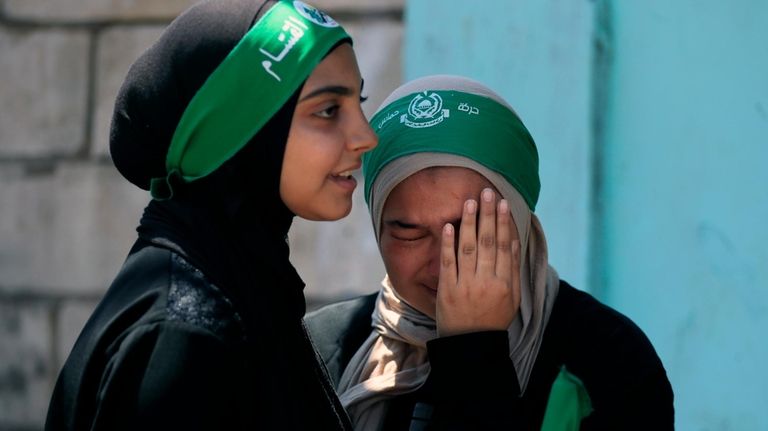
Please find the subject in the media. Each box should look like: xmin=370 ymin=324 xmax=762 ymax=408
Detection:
xmin=45 ymin=1 xmax=377 ymax=430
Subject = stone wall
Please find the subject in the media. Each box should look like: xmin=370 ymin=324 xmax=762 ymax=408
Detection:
xmin=0 ymin=1 xmax=402 ymax=428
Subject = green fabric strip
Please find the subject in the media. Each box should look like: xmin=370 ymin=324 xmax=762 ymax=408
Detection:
xmin=540 ymin=366 xmax=593 ymax=431
xmin=151 ymin=1 xmax=350 ymax=199
xmin=363 ymin=90 xmax=540 ymax=211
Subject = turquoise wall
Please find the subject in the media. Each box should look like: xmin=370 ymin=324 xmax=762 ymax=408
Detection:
xmin=405 ymin=1 xmax=768 ymax=429
xmin=404 ymin=0 xmax=594 ymax=291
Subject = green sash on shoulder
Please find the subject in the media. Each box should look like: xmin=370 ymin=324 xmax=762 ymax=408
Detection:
xmin=540 ymin=366 xmax=593 ymax=431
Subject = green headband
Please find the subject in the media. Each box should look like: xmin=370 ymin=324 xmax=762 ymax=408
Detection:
xmin=150 ymin=1 xmax=350 ymax=199
xmin=363 ymin=90 xmax=540 ymax=210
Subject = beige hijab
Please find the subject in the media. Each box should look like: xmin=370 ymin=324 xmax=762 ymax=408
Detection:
xmin=337 ymin=76 xmax=560 ymax=430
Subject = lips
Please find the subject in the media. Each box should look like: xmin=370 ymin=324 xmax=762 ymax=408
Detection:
xmin=329 ymin=164 xmax=361 ymax=190
xmin=329 ymin=168 xmax=358 ymax=192
xmin=331 ymin=170 xmax=354 ymax=179
xmin=331 ymin=163 xmax=361 ymax=179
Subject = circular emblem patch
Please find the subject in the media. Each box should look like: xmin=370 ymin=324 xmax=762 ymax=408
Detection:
xmin=293 ymin=1 xmax=339 ymax=27
xmin=401 ymin=91 xmax=450 ymax=128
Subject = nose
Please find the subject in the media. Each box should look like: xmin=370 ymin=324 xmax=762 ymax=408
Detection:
xmin=347 ymin=110 xmax=378 ymax=153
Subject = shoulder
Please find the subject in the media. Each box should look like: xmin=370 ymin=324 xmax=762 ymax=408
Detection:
xmin=546 ymin=281 xmax=674 ymax=424
xmin=305 ymin=293 xmax=377 ymax=338
xmin=304 ymin=293 xmax=378 ymax=386
xmin=47 ymin=244 xmax=250 ymax=429
xmin=550 ymin=281 xmax=656 ymax=360
xmin=105 ymin=244 xmax=245 ymax=346
xmin=165 ymin=252 xmax=245 ymax=343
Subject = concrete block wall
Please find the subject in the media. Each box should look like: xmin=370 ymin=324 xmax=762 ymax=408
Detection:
xmin=0 ymin=1 xmax=402 ymax=428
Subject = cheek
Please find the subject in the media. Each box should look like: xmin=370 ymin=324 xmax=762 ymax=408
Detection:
xmin=279 ymin=151 xmax=308 ymax=208
xmin=285 ymin=123 xmax=340 ymax=170
xmin=281 ymin=144 xmax=330 ymax=197
xmin=380 ymin=240 xmax=423 ymax=279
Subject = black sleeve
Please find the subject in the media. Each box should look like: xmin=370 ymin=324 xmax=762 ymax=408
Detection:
xmin=556 ymin=286 xmax=675 ymax=430
xmin=89 ymin=322 xmax=250 ymax=431
xmin=425 ymin=331 xmax=526 ymax=430
xmin=576 ymin=321 xmax=675 ymax=431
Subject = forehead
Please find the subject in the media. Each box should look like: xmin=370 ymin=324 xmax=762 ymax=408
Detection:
xmin=303 ymin=43 xmax=360 ymax=88
xmin=383 ymin=167 xmax=494 ymax=220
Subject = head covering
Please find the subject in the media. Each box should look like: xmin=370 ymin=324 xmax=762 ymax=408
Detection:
xmin=364 ymin=75 xmax=540 ymax=211
xmin=109 ymin=0 xmax=351 ymax=330
xmin=337 ymin=75 xmax=560 ymax=430
xmin=110 ymin=0 xmax=350 ymax=199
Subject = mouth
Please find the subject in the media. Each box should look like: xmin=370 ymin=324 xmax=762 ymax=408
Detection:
xmin=331 ymin=163 xmax=361 ymax=179
xmin=329 ymin=167 xmax=359 ymax=191
xmin=331 ymin=170 xmax=354 ymax=179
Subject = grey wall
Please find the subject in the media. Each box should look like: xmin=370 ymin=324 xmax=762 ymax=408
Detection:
xmin=0 ymin=1 xmax=402 ymax=428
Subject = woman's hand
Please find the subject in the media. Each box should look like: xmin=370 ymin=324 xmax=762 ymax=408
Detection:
xmin=436 ymin=188 xmax=521 ymax=337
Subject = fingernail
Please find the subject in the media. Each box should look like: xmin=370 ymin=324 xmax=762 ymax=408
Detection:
xmin=444 ymin=223 xmax=454 ymax=235
xmin=499 ymin=199 xmax=508 ymax=214
xmin=466 ymin=199 xmax=476 ymax=214
xmin=482 ymin=188 xmax=493 ymax=202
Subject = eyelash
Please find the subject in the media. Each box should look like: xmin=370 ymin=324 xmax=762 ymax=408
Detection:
xmin=315 ymin=105 xmax=339 ymax=119
xmin=392 ymin=234 xmax=425 ymax=242
xmin=313 ymin=95 xmax=368 ymax=119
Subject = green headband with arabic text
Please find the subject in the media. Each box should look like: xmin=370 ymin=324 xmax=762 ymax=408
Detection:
xmin=150 ymin=1 xmax=350 ymax=200
xmin=363 ymin=90 xmax=541 ymax=211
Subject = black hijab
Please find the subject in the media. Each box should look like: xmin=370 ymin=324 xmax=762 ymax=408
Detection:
xmin=110 ymin=0 xmax=312 ymax=332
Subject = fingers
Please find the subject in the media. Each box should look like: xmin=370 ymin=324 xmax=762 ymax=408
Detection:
xmin=495 ymin=199 xmax=513 ymax=280
xmin=438 ymin=223 xmax=458 ymax=291
xmin=476 ymin=188 xmax=497 ymax=275
xmin=457 ymin=199 xmax=477 ymax=275
xmin=436 ymin=190 xmax=523 ymax=337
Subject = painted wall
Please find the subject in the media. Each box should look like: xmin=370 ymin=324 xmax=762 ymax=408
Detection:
xmin=405 ymin=0 xmax=768 ymax=429
xmin=404 ymin=0 xmax=594 ymax=292
xmin=598 ymin=2 xmax=768 ymax=429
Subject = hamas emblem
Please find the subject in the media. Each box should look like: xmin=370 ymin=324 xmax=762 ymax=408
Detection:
xmin=401 ymin=91 xmax=450 ymax=129
xmin=293 ymin=1 xmax=339 ymax=28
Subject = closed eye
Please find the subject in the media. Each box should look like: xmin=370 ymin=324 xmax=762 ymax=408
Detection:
xmin=387 ymin=221 xmax=426 ymax=242
xmin=392 ymin=234 xmax=426 ymax=242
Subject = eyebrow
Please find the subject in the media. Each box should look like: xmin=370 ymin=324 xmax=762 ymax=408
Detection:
xmin=299 ymin=85 xmax=354 ymax=102
xmin=299 ymin=79 xmax=366 ymax=102
xmin=384 ymin=220 xmax=419 ymax=229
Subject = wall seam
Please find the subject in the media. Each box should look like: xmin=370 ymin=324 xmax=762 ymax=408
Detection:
xmin=588 ymin=0 xmax=613 ymax=300
xmin=79 ymin=27 xmax=99 ymax=158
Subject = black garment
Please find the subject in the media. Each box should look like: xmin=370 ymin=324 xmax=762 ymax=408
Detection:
xmin=305 ymin=281 xmax=675 ymax=430
xmin=46 ymin=241 xmax=349 ymax=430
xmin=46 ymin=0 xmax=352 ymax=429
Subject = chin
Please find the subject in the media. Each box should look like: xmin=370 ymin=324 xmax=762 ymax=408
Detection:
xmin=336 ymin=205 xmax=353 ymax=220
xmin=297 ymin=202 xmax=352 ymax=221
